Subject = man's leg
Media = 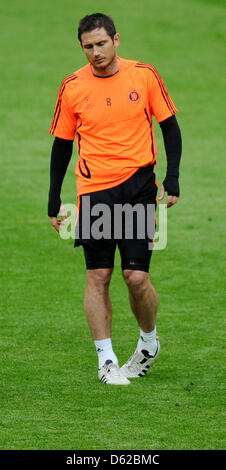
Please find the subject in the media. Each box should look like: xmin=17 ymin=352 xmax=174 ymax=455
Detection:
xmin=84 ymin=268 xmax=114 ymax=340
xmin=123 ymin=270 xmax=158 ymax=333
xmin=84 ymin=268 xmax=130 ymax=385
xmin=120 ymin=269 xmax=160 ymax=378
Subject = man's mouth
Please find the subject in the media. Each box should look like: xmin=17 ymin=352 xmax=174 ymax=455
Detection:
xmin=94 ymin=58 xmax=105 ymax=63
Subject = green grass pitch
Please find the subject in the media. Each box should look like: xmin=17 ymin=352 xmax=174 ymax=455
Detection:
xmin=0 ymin=0 xmax=225 ymax=450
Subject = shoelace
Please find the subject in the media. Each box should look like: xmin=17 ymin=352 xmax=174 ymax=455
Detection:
xmin=107 ymin=363 xmax=121 ymax=376
xmin=126 ymin=344 xmax=158 ymax=368
xmin=125 ymin=351 xmax=153 ymax=375
xmin=126 ymin=350 xmax=142 ymax=367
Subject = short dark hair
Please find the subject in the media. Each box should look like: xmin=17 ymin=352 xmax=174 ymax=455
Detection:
xmin=78 ymin=13 xmax=117 ymax=43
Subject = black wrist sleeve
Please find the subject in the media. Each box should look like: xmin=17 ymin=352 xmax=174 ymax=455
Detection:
xmin=159 ymin=115 xmax=182 ymax=196
xmin=48 ymin=137 xmax=73 ymax=217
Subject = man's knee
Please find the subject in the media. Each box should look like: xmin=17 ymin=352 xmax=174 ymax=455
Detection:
xmin=123 ymin=269 xmax=149 ymax=290
xmin=86 ymin=268 xmax=113 ymax=292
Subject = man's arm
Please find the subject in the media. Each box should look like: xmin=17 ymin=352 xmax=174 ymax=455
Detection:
xmin=48 ymin=137 xmax=73 ymax=231
xmin=159 ymin=115 xmax=182 ymax=207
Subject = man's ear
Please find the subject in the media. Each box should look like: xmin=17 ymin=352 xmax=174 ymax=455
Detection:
xmin=114 ymin=33 xmax=120 ymax=48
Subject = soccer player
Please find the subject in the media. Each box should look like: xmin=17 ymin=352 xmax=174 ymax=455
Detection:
xmin=48 ymin=13 xmax=182 ymax=385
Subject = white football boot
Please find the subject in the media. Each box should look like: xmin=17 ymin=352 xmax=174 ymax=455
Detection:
xmin=98 ymin=360 xmax=130 ymax=385
xmin=120 ymin=339 xmax=160 ymax=378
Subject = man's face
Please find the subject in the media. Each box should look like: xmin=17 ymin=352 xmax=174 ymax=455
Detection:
xmin=80 ymin=27 xmax=120 ymax=72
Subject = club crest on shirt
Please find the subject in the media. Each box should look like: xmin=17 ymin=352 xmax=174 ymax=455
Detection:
xmin=128 ymin=89 xmax=140 ymax=103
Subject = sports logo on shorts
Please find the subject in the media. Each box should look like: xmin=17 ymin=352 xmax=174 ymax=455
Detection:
xmin=128 ymin=89 xmax=140 ymax=103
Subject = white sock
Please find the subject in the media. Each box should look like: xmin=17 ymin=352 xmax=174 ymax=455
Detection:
xmin=137 ymin=327 xmax=158 ymax=356
xmin=94 ymin=338 xmax=118 ymax=369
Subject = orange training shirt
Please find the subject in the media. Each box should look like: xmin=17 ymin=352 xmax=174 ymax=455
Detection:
xmin=49 ymin=57 xmax=178 ymax=196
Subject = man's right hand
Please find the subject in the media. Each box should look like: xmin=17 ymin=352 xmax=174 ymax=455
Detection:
xmin=49 ymin=203 xmax=67 ymax=233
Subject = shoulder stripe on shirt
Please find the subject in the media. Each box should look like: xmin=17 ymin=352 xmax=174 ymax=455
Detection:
xmin=50 ymin=73 xmax=77 ymax=130
xmin=50 ymin=74 xmax=78 ymax=134
xmin=136 ymin=62 xmax=176 ymax=114
xmin=136 ymin=63 xmax=177 ymax=115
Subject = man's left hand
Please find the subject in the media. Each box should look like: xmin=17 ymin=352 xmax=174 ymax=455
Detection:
xmin=158 ymin=184 xmax=179 ymax=208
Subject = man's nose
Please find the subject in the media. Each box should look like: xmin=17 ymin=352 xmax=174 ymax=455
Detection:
xmin=93 ymin=46 xmax=100 ymax=56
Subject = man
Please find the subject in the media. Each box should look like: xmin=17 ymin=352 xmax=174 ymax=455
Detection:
xmin=48 ymin=13 xmax=182 ymax=385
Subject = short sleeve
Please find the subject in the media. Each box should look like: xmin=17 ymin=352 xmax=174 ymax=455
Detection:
xmin=49 ymin=79 xmax=77 ymax=140
xmin=148 ymin=66 xmax=178 ymax=123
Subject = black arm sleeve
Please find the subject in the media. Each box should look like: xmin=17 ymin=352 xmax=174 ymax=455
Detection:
xmin=48 ymin=137 xmax=73 ymax=217
xmin=159 ymin=115 xmax=182 ymax=196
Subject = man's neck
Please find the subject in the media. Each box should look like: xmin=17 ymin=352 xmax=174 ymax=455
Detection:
xmin=91 ymin=57 xmax=120 ymax=78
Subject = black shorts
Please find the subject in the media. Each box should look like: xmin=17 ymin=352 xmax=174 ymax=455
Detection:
xmin=75 ymin=165 xmax=158 ymax=272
